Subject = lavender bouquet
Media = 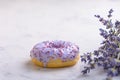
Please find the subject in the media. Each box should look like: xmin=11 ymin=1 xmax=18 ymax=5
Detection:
xmin=81 ymin=9 xmax=120 ymax=80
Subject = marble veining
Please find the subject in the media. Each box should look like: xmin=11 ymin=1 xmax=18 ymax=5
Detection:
xmin=0 ymin=0 xmax=120 ymax=80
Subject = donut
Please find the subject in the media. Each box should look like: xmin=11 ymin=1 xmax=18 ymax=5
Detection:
xmin=30 ymin=40 xmax=80 ymax=68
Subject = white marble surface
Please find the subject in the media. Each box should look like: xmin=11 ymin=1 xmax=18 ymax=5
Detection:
xmin=0 ymin=0 xmax=120 ymax=80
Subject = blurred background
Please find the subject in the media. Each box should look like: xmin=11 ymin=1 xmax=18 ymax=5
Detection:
xmin=0 ymin=0 xmax=120 ymax=53
xmin=0 ymin=0 xmax=120 ymax=80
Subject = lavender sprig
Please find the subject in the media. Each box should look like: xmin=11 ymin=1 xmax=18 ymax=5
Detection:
xmin=81 ymin=9 xmax=120 ymax=80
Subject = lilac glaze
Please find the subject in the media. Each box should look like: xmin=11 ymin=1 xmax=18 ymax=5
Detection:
xmin=30 ymin=40 xmax=79 ymax=67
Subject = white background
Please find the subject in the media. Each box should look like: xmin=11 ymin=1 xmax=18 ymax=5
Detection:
xmin=0 ymin=0 xmax=120 ymax=80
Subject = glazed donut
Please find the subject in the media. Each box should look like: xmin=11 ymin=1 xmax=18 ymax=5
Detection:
xmin=30 ymin=40 xmax=80 ymax=68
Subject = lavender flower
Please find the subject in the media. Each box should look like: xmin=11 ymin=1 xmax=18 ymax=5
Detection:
xmin=81 ymin=66 xmax=91 ymax=74
xmin=81 ymin=56 xmax=87 ymax=63
xmin=99 ymin=28 xmax=108 ymax=39
xmin=81 ymin=9 xmax=120 ymax=80
xmin=108 ymin=9 xmax=113 ymax=18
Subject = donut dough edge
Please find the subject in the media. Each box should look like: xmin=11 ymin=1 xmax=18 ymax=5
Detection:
xmin=31 ymin=54 xmax=80 ymax=68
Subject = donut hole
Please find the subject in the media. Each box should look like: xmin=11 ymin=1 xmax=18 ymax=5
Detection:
xmin=51 ymin=44 xmax=64 ymax=48
xmin=49 ymin=41 xmax=65 ymax=48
